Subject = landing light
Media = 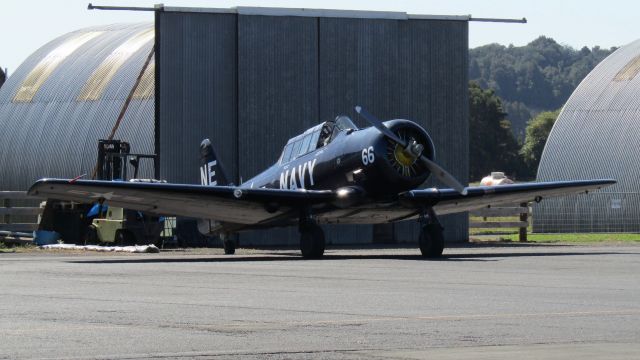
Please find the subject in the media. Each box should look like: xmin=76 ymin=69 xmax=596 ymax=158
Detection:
xmin=337 ymin=188 xmax=351 ymax=197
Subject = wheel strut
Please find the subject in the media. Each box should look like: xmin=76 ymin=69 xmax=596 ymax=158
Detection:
xmin=418 ymin=207 xmax=445 ymax=258
xmin=299 ymin=210 xmax=325 ymax=259
xmin=220 ymin=232 xmax=235 ymax=255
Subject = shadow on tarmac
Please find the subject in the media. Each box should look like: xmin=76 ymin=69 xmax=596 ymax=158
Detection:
xmin=68 ymin=249 xmax=628 ymax=264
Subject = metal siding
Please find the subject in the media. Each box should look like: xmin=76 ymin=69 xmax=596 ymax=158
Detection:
xmin=158 ymin=12 xmax=238 ymax=185
xmin=0 ymin=23 xmax=155 ymax=192
xmin=319 ymin=18 xmax=469 ymax=243
xmin=237 ymin=15 xmax=319 ymax=246
xmin=535 ymin=39 xmax=640 ymax=232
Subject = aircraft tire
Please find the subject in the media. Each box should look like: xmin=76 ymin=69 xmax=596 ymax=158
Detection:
xmin=223 ymin=238 xmax=236 ymax=255
xmin=300 ymin=224 xmax=325 ymax=259
xmin=419 ymin=223 xmax=444 ymax=258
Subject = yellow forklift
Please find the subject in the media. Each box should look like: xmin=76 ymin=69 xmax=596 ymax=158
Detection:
xmin=83 ymin=140 xmax=166 ymax=246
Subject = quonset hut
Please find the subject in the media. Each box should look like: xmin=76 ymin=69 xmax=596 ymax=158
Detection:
xmin=0 ymin=23 xmax=156 ymax=190
xmin=0 ymin=7 xmax=472 ymax=245
xmin=535 ymin=39 xmax=640 ymax=232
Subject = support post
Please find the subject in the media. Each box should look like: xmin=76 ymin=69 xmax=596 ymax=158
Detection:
xmin=3 ymin=198 xmax=10 ymax=225
xmin=519 ymin=202 xmax=528 ymax=242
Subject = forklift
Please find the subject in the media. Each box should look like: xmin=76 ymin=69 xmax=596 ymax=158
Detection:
xmin=84 ymin=140 xmax=166 ymax=245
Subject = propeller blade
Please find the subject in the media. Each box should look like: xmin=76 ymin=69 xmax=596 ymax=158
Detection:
xmin=419 ymin=155 xmax=468 ymax=195
xmin=355 ymin=106 xmax=407 ymax=146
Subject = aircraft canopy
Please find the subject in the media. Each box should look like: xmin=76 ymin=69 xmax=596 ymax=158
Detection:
xmin=279 ymin=116 xmax=358 ymax=164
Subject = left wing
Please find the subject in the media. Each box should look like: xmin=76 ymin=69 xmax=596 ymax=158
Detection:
xmin=28 ymin=179 xmax=334 ymax=225
xmin=405 ymin=179 xmax=616 ymax=215
xmin=314 ymin=179 xmax=616 ymax=224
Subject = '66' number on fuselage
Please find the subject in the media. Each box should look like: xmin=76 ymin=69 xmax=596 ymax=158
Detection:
xmin=362 ymin=146 xmax=375 ymax=165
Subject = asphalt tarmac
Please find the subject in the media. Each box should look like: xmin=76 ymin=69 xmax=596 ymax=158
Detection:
xmin=1 ymin=244 xmax=639 ymax=359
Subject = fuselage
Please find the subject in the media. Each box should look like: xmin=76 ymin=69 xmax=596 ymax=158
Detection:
xmin=240 ymin=119 xmax=435 ymax=199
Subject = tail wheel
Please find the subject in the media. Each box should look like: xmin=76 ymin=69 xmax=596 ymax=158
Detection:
xmin=419 ymin=223 xmax=444 ymax=258
xmin=300 ymin=223 xmax=325 ymax=259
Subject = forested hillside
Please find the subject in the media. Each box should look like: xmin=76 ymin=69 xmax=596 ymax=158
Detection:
xmin=470 ymin=36 xmax=615 ymax=138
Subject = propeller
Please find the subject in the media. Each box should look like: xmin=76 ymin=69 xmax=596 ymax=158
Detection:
xmin=355 ymin=106 xmax=468 ymax=195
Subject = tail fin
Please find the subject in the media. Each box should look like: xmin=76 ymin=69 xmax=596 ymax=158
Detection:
xmin=199 ymin=139 xmax=231 ymax=186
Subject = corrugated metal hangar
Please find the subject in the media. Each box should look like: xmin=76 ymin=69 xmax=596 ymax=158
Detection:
xmin=535 ymin=39 xmax=640 ymax=233
xmin=0 ymin=6 xmax=470 ymax=245
xmin=0 ymin=23 xmax=155 ymax=189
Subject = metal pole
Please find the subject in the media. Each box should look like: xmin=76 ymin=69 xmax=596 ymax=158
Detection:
xmin=87 ymin=3 xmax=158 ymax=11
xmin=91 ymin=45 xmax=155 ymax=179
xmin=470 ymin=17 xmax=527 ymax=23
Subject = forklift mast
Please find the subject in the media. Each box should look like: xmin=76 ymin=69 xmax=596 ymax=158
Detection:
xmin=96 ymin=140 xmax=157 ymax=181
xmin=96 ymin=140 xmax=131 ymax=181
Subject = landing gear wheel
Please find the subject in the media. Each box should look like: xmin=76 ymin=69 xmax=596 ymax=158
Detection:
xmin=299 ymin=223 xmax=325 ymax=259
xmin=419 ymin=223 xmax=444 ymax=258
xmin=115 ymin=229 xmax=135 ymax=246
xmin=223 ymin=238 xmax=236 ymax=255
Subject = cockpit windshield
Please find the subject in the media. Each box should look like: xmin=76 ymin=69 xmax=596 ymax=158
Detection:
xmin=334 ymin=115 xmax=358 ymax=132
xmin=279 ymin=116 xmax=358 ymax=164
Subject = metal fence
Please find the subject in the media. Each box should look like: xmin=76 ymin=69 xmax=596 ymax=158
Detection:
xmin=0 ymin=191 xmax=42 ymax=233
xmin=533 ymin=192 xmax=640 ymax=233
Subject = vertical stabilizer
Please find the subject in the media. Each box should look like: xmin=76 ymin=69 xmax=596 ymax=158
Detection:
xmin=199 ymin=139 xmax=230 ymax=186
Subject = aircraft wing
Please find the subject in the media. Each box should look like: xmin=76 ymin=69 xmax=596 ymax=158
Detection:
xmin=28 ymin=179 xmax=334 ymax=225
xmin=403 ymin=179 xmax=616 ymax=215
xmin=314 ymin=179 xmax=615 ymax=224
xmin=29 ymin=178 xmax=615 ymax=227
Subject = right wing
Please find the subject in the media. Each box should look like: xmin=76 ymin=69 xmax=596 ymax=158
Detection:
xmin=28 ymin=179 xmax=334 ymax=225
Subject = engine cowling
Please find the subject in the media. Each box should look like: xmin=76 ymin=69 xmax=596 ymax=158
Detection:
xmin=376 ymin=119 xmax=435 ymax=192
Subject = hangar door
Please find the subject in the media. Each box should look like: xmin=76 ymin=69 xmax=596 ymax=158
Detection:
xmin=155 ymin=7 xmax=469 ymax=245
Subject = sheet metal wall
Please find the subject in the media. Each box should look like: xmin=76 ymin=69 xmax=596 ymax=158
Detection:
xmin=318 ymin=18 xmax=469 ymax=243
xmin=535 ymin=39 xmax=640 ymax=232
xmin=157 ymin=10 xmax=469 ymax=245
xmin=0 ymin=23 xmax=155 ymax=192
xmin=156 ymin=12 xmax=238 ymax=184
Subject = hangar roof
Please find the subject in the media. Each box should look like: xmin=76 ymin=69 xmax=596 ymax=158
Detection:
xmin=88 ymin=4 xmax=526 ymax=23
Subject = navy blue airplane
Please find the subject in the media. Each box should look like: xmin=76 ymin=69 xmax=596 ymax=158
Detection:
xmin=29 ymin=107 xmax=615 ymax=258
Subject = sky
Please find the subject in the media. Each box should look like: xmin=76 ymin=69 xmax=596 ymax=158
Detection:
xmin=1 ymin=0 xmax=638 ymax=74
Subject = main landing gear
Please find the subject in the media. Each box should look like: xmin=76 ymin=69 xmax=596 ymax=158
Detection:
xmin=220 ymin=232 xmax=236 ymax=255
xmin=418 ymin=209 xmax=445 ymax=258
xmin=299 ymin=212 xmax=325 ymax=259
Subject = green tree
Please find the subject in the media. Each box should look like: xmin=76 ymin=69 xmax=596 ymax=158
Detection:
xmin=519 ymin=109 xmax=560 ymax=177
xmin=469 ymin=82 xmax=524 ymax=181
xmin=469 ymin=37 xmax=615 ymax=136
